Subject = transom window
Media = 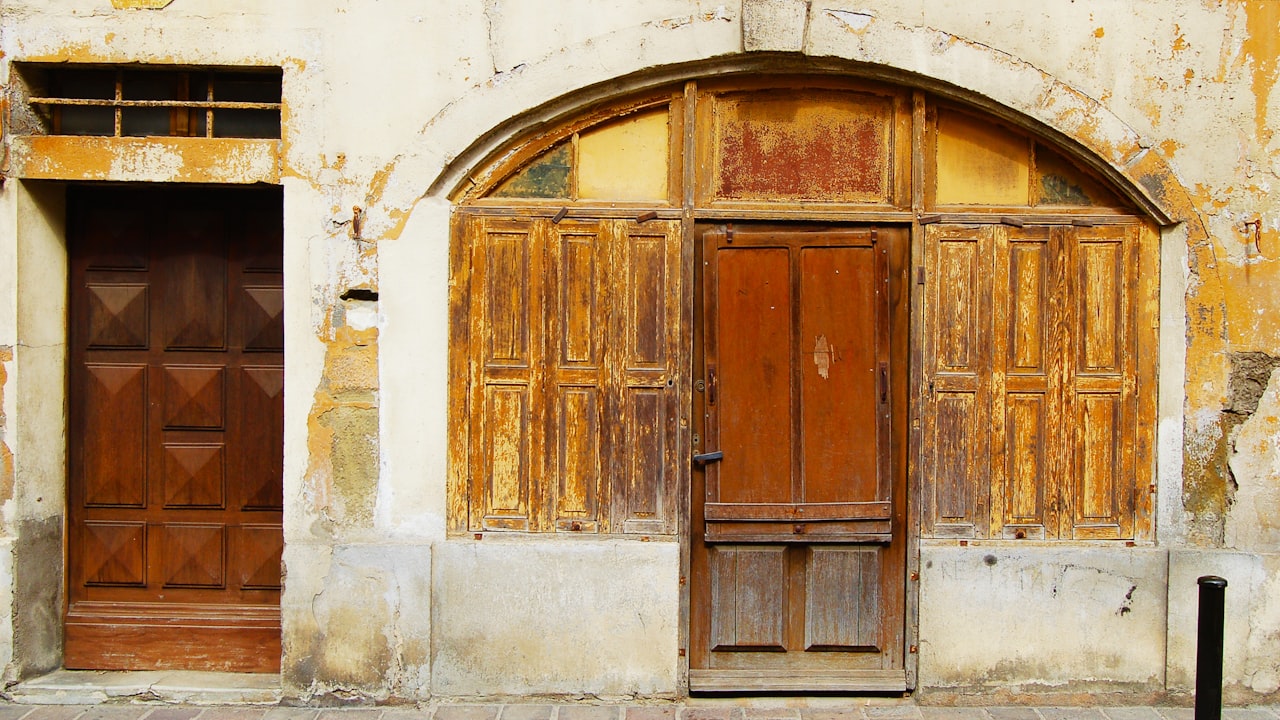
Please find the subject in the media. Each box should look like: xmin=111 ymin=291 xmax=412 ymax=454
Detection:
xmin=16 ymin=64 xmax=282 ymax=139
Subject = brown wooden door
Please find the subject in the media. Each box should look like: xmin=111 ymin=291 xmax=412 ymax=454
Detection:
xmin=690 ymin=226 xmax=908 ymax=693
xmin=66 ymin=186 xmax=283 ymax=672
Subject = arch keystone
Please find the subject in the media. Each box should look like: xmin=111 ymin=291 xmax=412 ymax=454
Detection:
xmin=743 ymin=0 xmax=810 ymax=53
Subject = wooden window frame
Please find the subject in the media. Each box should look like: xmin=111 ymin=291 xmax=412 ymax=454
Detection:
xmin=447 ymin=79 xmax=1158 ymax=542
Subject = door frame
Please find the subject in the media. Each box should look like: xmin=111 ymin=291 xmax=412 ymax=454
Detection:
xmin=685 ymin=220 xmax=918 ymax=694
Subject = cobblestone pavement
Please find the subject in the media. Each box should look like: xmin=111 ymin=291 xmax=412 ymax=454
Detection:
xmin=0 ymin=705 xmax=1278 ymax=720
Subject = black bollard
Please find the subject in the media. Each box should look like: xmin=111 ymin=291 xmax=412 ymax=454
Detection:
xmin=1195 ymin=575 xmax=1228 ymax=720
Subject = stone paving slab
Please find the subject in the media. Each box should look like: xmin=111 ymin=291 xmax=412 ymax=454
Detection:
xmin=0 ymin=706 xmax=1277 ymax=720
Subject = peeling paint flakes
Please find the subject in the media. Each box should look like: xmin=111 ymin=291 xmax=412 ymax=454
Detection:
xmin=111 ymin=142 xmax=185 ymax=179
xmin=1241 ymin=0 xmax=1280 ymax=142
xmin=813 ymin=334 xmax=834 ymax=380
xmin=110 ymin=0 xmax=174 ymax=7
xmin=657 ymin=6 xmax=731 ymax=29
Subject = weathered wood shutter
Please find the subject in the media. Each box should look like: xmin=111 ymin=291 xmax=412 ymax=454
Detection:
xmin=922 ymin=222 xmax=1146 ymax=539
xmin=461 ymin=214 xmax=680 ymax=533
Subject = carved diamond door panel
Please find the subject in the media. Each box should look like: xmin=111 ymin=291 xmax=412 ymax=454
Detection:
xmin=690 ymin=226 xmax=909 ymax=693
xmin=67 ymin=186 xmax=283 ymax=672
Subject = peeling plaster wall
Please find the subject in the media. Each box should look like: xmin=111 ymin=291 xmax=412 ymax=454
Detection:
xmin=1 ymin=0 xmax=1279 ymax=703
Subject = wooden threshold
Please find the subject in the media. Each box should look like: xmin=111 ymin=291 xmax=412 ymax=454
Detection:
xmin=688 ymin=669 xmax=908 ymax=693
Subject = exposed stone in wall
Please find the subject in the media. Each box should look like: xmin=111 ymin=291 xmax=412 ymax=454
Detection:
xmin=1226 ymin=357 xmax=1280 ymax=551
xmin=304 ymin=295 xmax=381 ymax=539
xmin=1227 ymin=352 xmax=1280 ymax=417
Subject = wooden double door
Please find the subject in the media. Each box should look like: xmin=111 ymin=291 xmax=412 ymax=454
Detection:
xmin=66 ymin=186 xmax=284 ymax=672
xmin=690 ymin=225 xmax=909 ymax=692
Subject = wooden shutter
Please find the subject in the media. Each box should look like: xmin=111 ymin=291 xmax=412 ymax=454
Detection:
xmin=467 ymin=217 xmax=543 ymax=532
xmin=922 ymin=224 xmax=993 ymax=538
xmin=922 ymin=222 xmax=1147 ymax=539
xmin=991 ymin=226 xmax=1059 ymax=539
xmin=1061 ymin=224 xmax=1140 ymax=539
xmin=459 ymin=215 xmax=680 ymax=534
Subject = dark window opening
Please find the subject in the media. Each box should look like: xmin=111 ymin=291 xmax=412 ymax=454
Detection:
xmin=17 ymin=65 xmax=282 ymax=139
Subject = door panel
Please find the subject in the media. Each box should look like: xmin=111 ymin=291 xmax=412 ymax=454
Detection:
xmin=691 ymin=226 xmax=908 ymax=693
xmin=713 ymin=247 xmax=793 ymax=504
xmin=67 ymin=186 xmax=283 ymax=672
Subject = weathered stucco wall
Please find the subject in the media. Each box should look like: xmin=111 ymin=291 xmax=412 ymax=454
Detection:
xmin=0 ymin=0 xmax=1278 ymax=704
xmin=431 ymin=540 xmax=680 ymax=699
xmin=918 ymin=546 xmax=1169 ymax=702
xmin=1168 ymin=550 xmax=1280 ymax=701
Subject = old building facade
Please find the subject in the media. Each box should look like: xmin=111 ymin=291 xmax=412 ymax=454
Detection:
xmin=0 ymin=0 xmax=1278 ymax=705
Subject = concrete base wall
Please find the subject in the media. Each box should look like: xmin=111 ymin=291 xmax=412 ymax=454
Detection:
xmin=918 ymin=545 xmax=1168 ymax=698
xmin=281 ymin=542 xmax=434 ymax=703
xmin=430 ymin=539 xmax=680 ymax=699
xmin=1167 ymin=550 xmax=1280 ymax=703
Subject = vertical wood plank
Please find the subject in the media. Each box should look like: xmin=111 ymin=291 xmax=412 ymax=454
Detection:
xmin=484 ymin=386 xmax=530 ymax=522
xmin=798 ymin=245 xmax=881 ymax=504
xmin=486 ymin=231 xmax=532 ymax=366
xmin=447 ymin=212 xmax=474 ymax=534
xmin=1062 ymin=225 xmax=1138 ymax=539
xmin=922 ymin=224 xmax=992 ymax=537
xmin=1078 ymin=393 xmax=1120 ymax=520
xmin=1133 ymin=222 xmax=1159 ymax=541
xmin=1080 ymin=242 xmax=1121 ymax=372
xmin=547 ymin=221 xmax=607 ymax=531
xmin=805 ymin=547 xmax=882 ymax=650
xmin=622 ymin=388 xmax=665 ymax=522
xmin=556 ymin=388 xmax=600 ymax=518
xmin=1006 ymin=395 xmax=1047 ymax=523
xmin=709 ymin=546 xmax=787 ymax=651
xmin=159 ymin=212 xmax=227 ymax=350
xmin=993 ymin=226 xmax=1052 ymax=537
xmin=715 ymin=246 xmax=794 ymax=504
xmin=613 ymin=219 xmax=681 ymax=534
xmin=469 ymin=218 xmax=543 ymax=531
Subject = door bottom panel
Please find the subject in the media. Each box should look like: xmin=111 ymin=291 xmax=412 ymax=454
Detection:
xmin=64 ymin=601 xmax=280 ymax=672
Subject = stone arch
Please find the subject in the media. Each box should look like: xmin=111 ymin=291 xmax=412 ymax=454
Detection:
xmin=363 ymin=6 xmax=1203 ymax=240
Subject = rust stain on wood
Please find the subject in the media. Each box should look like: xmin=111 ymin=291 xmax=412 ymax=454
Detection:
xmin=712 ymin=91 xmax=891 ymax=203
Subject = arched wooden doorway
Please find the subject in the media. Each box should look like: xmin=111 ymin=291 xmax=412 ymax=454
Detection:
xmin=447 ymin=75 xmax=1158 ymax=693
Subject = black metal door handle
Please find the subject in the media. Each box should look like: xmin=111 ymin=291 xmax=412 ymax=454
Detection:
xmin=693 ymin=450 xmax=724 ymax=466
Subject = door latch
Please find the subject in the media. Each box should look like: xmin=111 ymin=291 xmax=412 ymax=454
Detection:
xmin=692 ymin=450 xmax=724 ymax=466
